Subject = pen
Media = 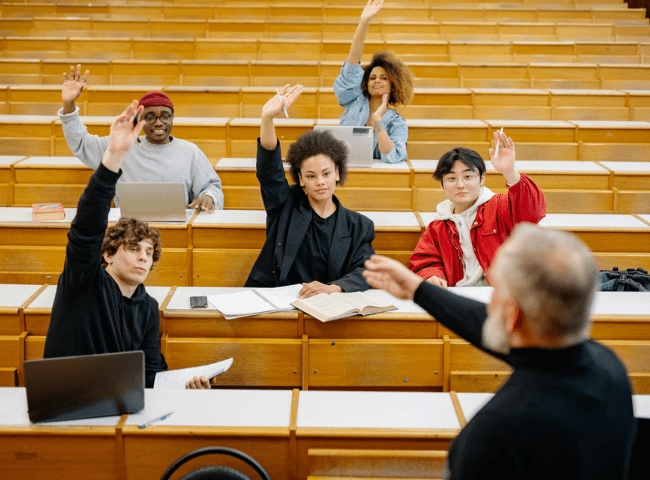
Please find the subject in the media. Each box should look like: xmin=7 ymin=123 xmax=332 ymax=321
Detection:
xmin=138 ymin=411 xmax=174 ymax=429
xmin=494 ymin=127 xmax=504 ymax=158
xmin=276 ymin=88 xmax=289 ymax=118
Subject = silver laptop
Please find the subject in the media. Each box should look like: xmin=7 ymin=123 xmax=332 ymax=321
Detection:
xmin=314 ymin=125 xmax=374 ymax=167
xmin=24 ymin=351 xmax=145 ymax=423
xmin=117 ymin=182 xmax=190 ymax=222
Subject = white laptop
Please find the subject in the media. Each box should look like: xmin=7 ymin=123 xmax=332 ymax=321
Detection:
xmin=117 ymin=182 xmax=190 ymax=222
xmin=313 ymin=125 xmax=374 ymax=168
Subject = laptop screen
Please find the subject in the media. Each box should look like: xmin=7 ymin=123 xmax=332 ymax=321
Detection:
xmin=24 ymin=351 xmax=145 ymax=423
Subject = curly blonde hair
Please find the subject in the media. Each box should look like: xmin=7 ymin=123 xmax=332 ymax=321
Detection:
xmin=101 ymin=217 xmax=163 ymax=270
xmin=361 ymin=51 xmax=414 ymax=106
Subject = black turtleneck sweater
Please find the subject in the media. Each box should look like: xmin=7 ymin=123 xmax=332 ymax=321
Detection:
xmin=43 ymin=163 xmax=167 ymax=388
xmin=413 ymin=282 xmax=635 ymax=480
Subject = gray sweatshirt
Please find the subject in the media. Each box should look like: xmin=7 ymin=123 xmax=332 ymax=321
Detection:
xmin=58 ymin=107 xmax=224 ymax=208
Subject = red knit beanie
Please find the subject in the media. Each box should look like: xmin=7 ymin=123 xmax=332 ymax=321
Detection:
xmin=138 ymin=90 xmax=174 ymax=112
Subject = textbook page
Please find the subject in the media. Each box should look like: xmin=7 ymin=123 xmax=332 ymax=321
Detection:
xmin=154 ymin=358 xmax=234 ymax=390
xmin=253 ymin=284 xmax=302 ymax=311
xmin=207 ymin=290 xmax=277 ymax=318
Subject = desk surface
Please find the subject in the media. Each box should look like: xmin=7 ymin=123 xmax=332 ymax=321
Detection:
xmin=124 ymin=388 xmax=293 ymax=428
xmin=456 ymin=392 xmax=494 ymax=423
xmin=0 ymin=207 xmax=76 ymax=223
xmin=297 ymin=390 xmax=461 ymax=430
xmin=601 ymin=162 xmax=650 ymax=173
xmin=419 ymin=213 xmax=650 ymax=229
xmin=412 ymin=160 xmax=610 ymax=173
xmin=22 ymin=284 xmax=172 ymax=310
xmin=0 ymin=284 xmax=42 ymax=308
xmin=0 ymin=156 xmax=26 ymax=166
xmin=0 ymin=387 xmax=122 ymax=427
xmin=17 ymin=156 xmax=86 ymax=167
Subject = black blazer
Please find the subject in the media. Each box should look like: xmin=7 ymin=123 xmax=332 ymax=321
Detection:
xmin=244 ymin=140 xmax=375 ymax=292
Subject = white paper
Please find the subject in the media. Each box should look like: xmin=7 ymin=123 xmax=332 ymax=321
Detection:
xmin=207 ymin=290 xmax=277 ymax=318
xmin=253 ymin=284 xmax=302 ymax=311
xmin=154 ymin=358 xmax=234 ymax=390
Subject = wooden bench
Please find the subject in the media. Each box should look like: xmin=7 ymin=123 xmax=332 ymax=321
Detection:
xmin=307 ymin=448 xmax=447 ymax=479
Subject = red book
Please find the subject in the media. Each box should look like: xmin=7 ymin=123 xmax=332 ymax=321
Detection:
xmin=32 ymin=203 xmax=65 ymax=221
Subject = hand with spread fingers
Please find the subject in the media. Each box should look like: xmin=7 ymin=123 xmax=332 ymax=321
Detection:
xmin=62 ymin=64 xmax=89 ymax=114
xmin=260 ymin=84 xmax=304 ymax=151
xmin=360 ymin=0 xmax=384 ymax=22
xmin=101 ymin=100 xmax=146 ymax=173
xmin=261 ymin=84 xmax=304 ymax=119
xmin=363 ymin=254 xmax=424 ymax=300
xmin=489 ymin=130 xmax=520 ymax=185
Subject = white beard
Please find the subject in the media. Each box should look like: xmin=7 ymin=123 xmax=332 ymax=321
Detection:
xmin=482 ymin=306 xmax=511 ymax=355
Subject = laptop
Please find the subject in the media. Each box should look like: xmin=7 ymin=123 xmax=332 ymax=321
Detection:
xmin=117 ymin=182 xmax=190 ymax=222
xmin=314 ymin=125 xmax=374 ymax=168
xmin=24 ymin=351 xmax=145 ymax=423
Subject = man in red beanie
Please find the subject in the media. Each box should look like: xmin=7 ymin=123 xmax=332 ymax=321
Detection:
xmin=59 ymin=64 xmax=223 ymax=212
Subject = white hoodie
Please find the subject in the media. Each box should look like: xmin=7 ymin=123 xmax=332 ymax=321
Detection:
xmin=433 ymin=186 xmax=496 ymax=286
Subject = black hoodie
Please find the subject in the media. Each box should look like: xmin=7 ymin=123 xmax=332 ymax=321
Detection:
xmin=44 ymin=163 xmax=167 ymax=387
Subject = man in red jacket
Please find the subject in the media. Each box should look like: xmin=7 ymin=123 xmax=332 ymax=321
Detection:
xmin=410 ymin=130 xmax=547 ymax=288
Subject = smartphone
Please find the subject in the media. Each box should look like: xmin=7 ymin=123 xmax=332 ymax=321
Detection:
xmin=190 ymin=296 xmax=208 ymax=308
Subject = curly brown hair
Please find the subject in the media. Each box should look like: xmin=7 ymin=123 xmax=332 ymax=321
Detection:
xmin=101 ymin=217 xmax=163 ymax=270
xmin=286 ymin=129 xmax=348 ymax=186
xmin=361 ymin=51 xmax=414 ymax=106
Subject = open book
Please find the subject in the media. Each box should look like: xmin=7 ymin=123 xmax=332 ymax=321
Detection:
xmin=207 ymin=285 xmax=302 ymax=319
xmin=291 ymin=291 xmax=397 ymax=323
xmin=153 ymin=358 xmax=233 ymax=390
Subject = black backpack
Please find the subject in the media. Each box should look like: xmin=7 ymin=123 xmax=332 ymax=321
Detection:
xmin=598 ymin=267 xmax=650 ymax=292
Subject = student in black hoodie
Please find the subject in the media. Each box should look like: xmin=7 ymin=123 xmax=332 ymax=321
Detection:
xmin=44 ymin=100 xmax=211 ymax=389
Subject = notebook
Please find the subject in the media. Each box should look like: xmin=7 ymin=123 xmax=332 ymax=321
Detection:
xmin=117 ymin=182 xmax=190 ymax=222
xmin=314 ymin=125 xmax=374 ymax=167
xmin=24 ymin=351 xmax=145 ymax=423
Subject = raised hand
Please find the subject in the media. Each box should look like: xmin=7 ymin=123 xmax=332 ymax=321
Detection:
xmin=261 ymin=84 xmax=303 ymax=119
xmin=360 ymin=0 xmax=384 ymax=22
xmin=101 ymin=100 xmax=145 ymax=173
xmin=62 ymin=64 xmax=89 ymax=110
xmin=489 ymin=130 xmax=517 ymax=181
xmin=363 ymin=255 xmax=424 ymax=300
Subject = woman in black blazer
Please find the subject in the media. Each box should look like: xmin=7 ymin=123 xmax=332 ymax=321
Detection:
xmin=244 ymin=85 xmax=376 ymax=298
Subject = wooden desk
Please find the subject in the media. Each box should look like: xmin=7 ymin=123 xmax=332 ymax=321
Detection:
xmin=295 ymin=390 xmax=461 ymax=479
xmin=0 ymin=114 xmax=57 ymax=157
xmin=122 ymin=388 xmax=293 ymax=480
xmin=0 ymin=156 xmax=24 ymax=206
xmin=215 ymin=158 xmax=412 ymax=211
xmin=12 ymin=156 xmax=91 ymax=207
xmin=406 ymin=119 xmax=489 ymax=160
xmin=0 ymin=387 xmax=123 ymax=480
xmin=537 ymin=213 xmax=650 ymax=253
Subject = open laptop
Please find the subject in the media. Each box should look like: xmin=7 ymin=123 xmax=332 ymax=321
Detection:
xmin=24 ymin=351 xmax=145 ymax=423
xmin=117 ymin=182 xmax=190 ymax=222
xmin=314 ymin=125 xmax=374 ymax=167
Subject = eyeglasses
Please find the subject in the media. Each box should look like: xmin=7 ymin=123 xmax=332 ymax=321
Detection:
xmin=443 ymin=173 xmax=480 ymax=186
xmin=142 ymin=113 xmax=173 ymax=125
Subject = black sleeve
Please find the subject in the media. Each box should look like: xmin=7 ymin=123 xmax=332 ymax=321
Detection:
xmin=413 ymin=281 xmax=509 ymax=363
xmin=331 ymin=217 xmax=376 ymax=292
xmin=63 ymin=163 xmax=121 ymax=284
xmin=256 ymin=138 xmax=291 ymax=213
xmin=141 ymin=301 xmax=168 ymax=389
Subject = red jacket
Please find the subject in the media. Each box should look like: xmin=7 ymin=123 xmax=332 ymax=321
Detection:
xmin=410 ymin=174 xmax=547 ymax=286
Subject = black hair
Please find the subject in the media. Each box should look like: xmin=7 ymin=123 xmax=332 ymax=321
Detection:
xmin=434 ymin=147 xmax=486 ymax=185
xmin=286 ymin=130 xmax=348 ymax=186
